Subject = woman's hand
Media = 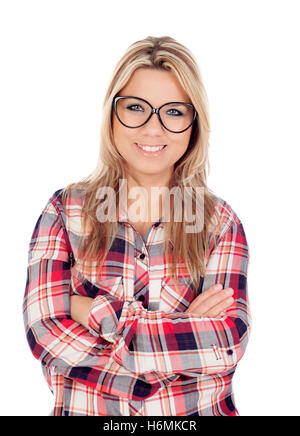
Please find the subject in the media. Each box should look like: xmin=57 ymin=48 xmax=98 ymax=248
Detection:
xmin=185 ymin=284 xmax=234 ymax=318
xmin=70 ymin=295 xmax=94 ymax=329
xmin=70 ymin=284 xmax=234 ymax=330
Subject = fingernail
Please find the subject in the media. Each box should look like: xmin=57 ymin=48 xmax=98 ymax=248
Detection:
xmin=225 ymin=288 xmax=234 ymax=295
xmin=215 ymin=284 xmax=223 ymax=291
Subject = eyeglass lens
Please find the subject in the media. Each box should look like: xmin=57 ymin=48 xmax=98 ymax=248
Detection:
xmin=116 ymin=97 xmax=194 ymax=132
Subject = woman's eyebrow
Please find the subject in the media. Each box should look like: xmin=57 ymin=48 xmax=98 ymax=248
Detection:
xmin=125 ymin=95 xmax=191 ymax=105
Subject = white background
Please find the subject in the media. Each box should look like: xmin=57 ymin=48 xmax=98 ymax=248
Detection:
xmin=1 ymin=0 xmax=299 ymax=416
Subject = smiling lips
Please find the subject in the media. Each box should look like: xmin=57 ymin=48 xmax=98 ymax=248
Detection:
xmin=136 ymin=143 xmax=167 ymax=152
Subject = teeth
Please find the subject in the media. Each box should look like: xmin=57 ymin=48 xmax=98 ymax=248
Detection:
xmin=137 ymin=143 xmax=166 ymax=152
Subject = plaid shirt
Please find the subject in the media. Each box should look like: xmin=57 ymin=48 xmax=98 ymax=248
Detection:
xmin=23 ymin=187 xmax=251 ymax=416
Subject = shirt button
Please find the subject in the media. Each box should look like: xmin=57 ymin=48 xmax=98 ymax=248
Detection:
xmin=139 ymin=253 xmax=145 ymax=260
xmin=227 ymin=349 xmax=233 ymax=355
xmin=138 ymin=295 xmax=145 ymax=301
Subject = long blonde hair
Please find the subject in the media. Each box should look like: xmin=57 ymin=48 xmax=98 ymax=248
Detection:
xmin=61 ymin=36 xmax=221 ymax=295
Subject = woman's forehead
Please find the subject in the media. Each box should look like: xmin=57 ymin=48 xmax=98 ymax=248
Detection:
xmin=119 ymin=68 xmax=190 ymax=104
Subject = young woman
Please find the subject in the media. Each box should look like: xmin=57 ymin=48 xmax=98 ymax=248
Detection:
xmin=23 ymin=36 xmax=251 ymax=416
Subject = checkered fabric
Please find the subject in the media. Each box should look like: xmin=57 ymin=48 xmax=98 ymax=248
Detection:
xmin=23 ymin=187 xmax=251 ymax=416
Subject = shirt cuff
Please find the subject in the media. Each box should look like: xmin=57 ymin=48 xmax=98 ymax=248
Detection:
xmin=88 ymin=295 xmax=143 ymax=344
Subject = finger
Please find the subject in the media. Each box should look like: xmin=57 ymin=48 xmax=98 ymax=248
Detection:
xmin=205 ymin=296 xmax=234 ymax=318
xmin=203 ymin=288 xmax=234 ymax=312
xmin=198 ymin=284 xmax=224 ymax=303
xmin=190 ymin=288 xmax=233 ymax=315
xmin=213 ymin=310 xmax=226 ymax=319
xmin=187 ymin=284 xmax=224 ymax=312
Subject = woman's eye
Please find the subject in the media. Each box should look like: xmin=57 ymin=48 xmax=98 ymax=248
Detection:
xmin=167 ymin=109 xmax=182 ymax=116
xmin=127 ymin=104 xmax=144 ymax=111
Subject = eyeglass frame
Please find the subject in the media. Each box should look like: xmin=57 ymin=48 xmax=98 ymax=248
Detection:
xmin=112 ymin=95 xmax=198 ymax=134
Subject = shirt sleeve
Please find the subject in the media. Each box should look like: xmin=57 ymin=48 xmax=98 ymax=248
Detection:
xmin=87 ymin=216 xmax=251 ymax=377
xmin=22 ymin=193 xmax=180 ymax=401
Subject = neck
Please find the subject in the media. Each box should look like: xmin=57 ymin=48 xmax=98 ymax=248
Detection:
xmin=121 ymin=171 xmax=174 ymax=223
xmin=126 ymin=170 xmax=173 ymax=191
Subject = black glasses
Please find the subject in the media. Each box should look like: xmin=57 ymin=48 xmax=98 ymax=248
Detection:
xmin=112 ymin=96 xmax=197 ymax=133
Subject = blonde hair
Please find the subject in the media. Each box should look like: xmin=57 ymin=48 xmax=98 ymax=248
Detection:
xmin=61 ymin=35 xmax=221 ymax=294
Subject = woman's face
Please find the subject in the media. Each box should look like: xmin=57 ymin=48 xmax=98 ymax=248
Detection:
xmin=112 ymin=68 xmax=193 ymax=185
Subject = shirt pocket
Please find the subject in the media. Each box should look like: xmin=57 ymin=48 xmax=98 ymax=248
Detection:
xmin=70 ymin=267 xmax=124 ymax=300
xmin=159 ymin=275 xmax=195 ymax=313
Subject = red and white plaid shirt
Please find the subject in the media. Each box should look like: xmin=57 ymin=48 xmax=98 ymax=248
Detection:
xmin=23 ymin=187 xmax=251 ymax=416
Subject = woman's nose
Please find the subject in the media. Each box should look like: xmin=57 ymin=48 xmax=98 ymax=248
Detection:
xmin=141 ymin=112 xmax=165 ymax=133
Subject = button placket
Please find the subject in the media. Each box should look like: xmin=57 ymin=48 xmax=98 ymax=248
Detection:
xmin=133 ymin=233 xmax=149 ymax=304
xmin=116 ymin=223 xmax=136 ymax=302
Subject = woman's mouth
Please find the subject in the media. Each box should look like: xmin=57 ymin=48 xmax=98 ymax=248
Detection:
xmin=134 ymin=142 xmax=167 ymax=157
